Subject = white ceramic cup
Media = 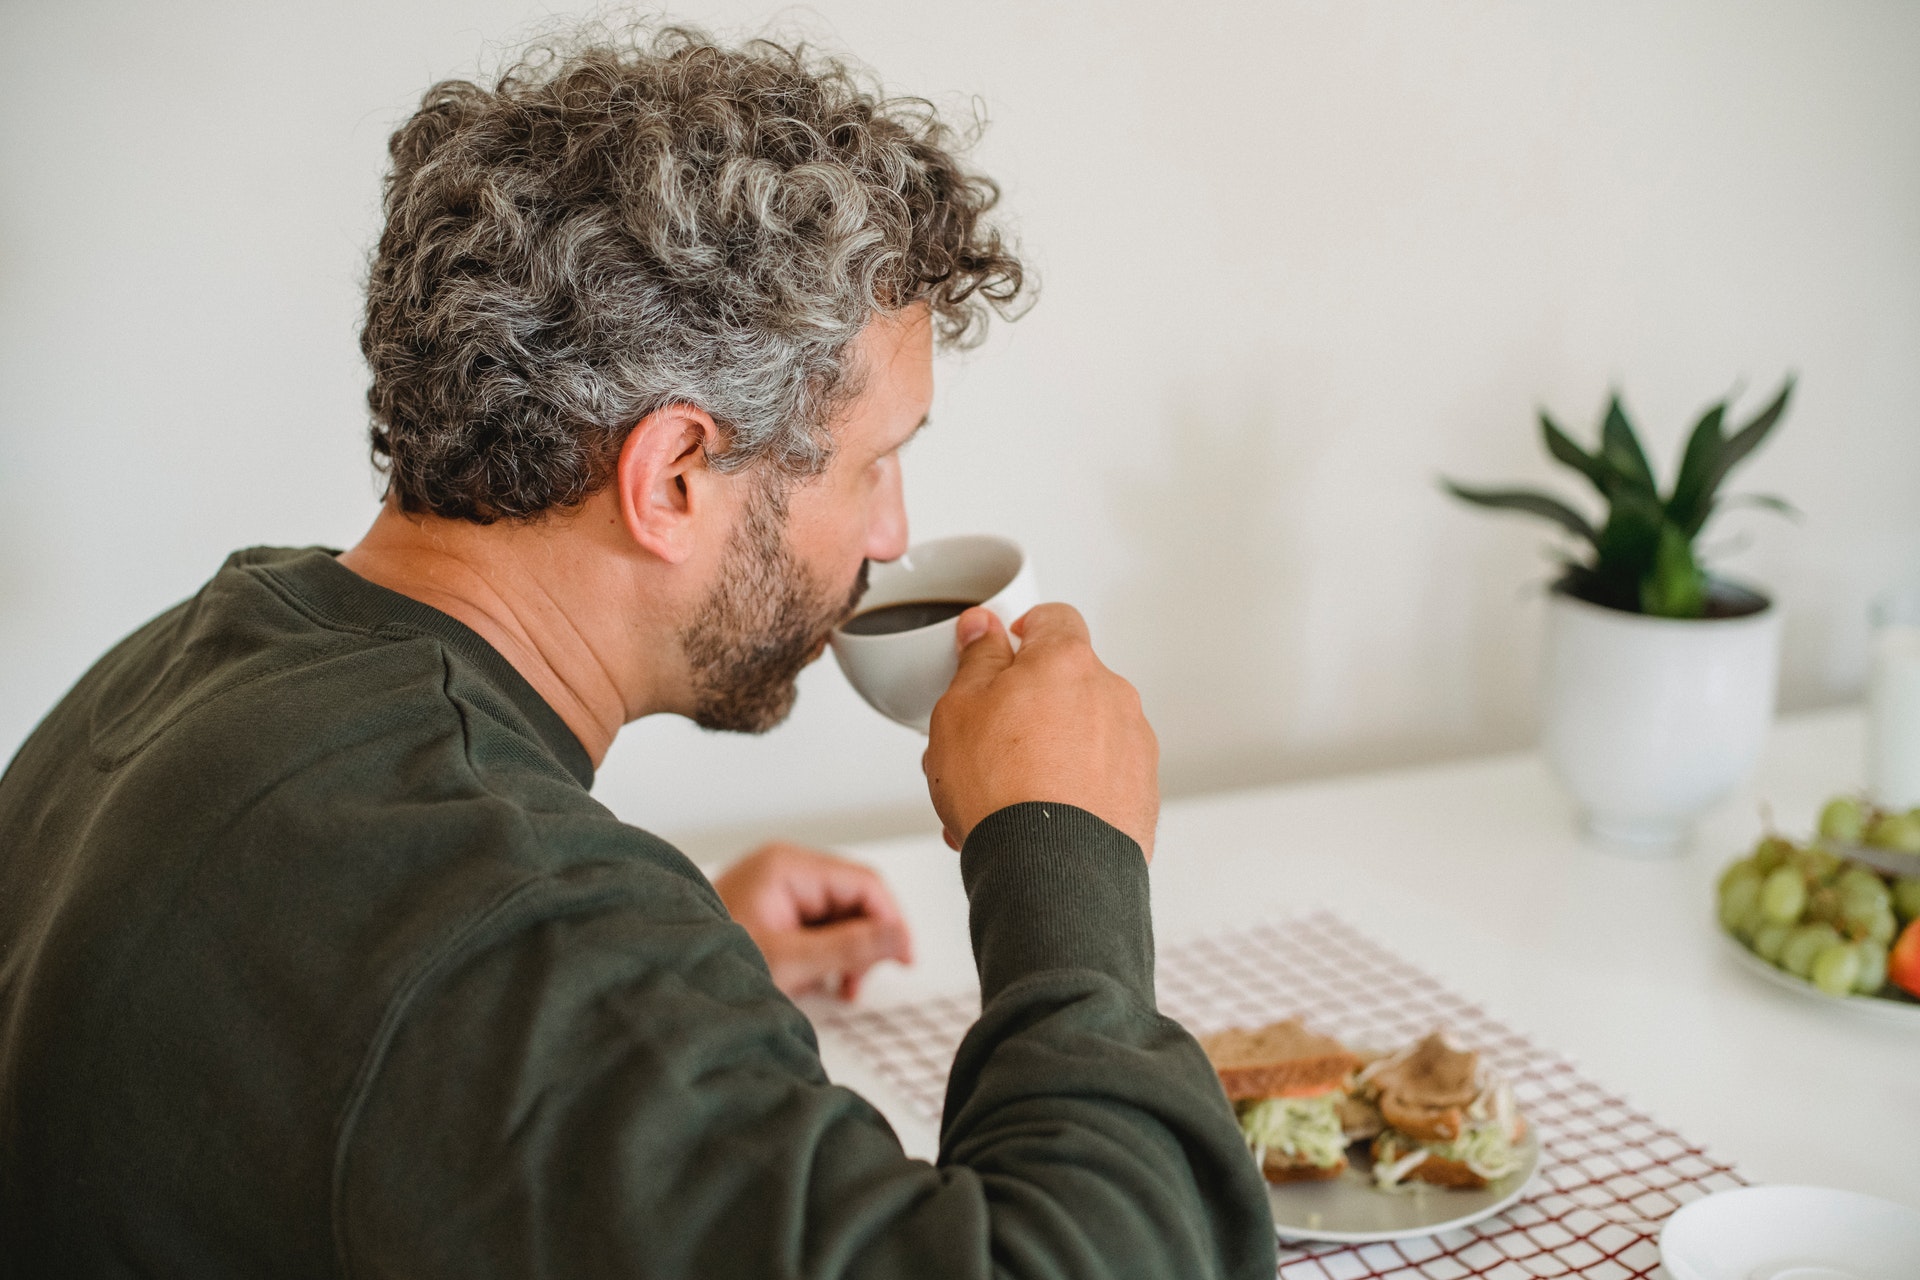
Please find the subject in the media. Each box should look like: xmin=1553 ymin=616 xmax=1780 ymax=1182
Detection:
xmin=830 ymin=535 xmax=1039 ymax=733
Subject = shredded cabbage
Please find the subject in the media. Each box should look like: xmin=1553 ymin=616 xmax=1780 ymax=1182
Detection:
xmin=1372 ymin=1107 xmax=1523 ymax=1188
xmin=1427 ymin=1118 xmax=1522 ymax=1180
xmin=1372 ymin=1145 xmax=1429 ymax=1189
xmin=1235 ymin=1095 xmax=1346 ymax=1169
xmin=1361 ymin=1046 xmax=1526 ymax=1189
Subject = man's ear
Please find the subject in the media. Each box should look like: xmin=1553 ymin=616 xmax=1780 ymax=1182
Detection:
xmin=613 ymin=405 xmax=722 ymax=565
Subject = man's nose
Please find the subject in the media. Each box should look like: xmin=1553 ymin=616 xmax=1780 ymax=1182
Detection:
xmin=865 ymin=464 xmax=909 ymax=563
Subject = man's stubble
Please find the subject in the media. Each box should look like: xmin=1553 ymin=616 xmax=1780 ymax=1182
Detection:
xmin=680 ymin=481 xmax=869 ymax=734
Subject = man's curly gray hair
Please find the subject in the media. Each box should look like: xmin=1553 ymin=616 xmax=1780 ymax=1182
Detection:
xmin=360 ymin=25 xmax=1027 ymax=523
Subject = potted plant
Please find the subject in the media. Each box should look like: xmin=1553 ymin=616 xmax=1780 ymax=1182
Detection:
xmin=1446 ymin=377 xmax=1795 ymax=849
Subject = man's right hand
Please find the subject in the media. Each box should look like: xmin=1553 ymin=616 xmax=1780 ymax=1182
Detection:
xmin=923 ymin=603 xmax=1159 ymax=860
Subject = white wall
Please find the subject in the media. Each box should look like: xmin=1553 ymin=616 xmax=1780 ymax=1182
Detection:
xmin=4 ymin=1 xmax=1917 ymax=860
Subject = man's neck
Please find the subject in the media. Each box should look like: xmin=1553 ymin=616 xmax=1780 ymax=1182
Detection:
xmin=337 ymin=498 xmax=673 ymax=768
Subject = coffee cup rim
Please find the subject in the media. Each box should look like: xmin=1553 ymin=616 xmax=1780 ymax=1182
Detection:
xmin=832 ymin=534 xmax=1025 ymax=644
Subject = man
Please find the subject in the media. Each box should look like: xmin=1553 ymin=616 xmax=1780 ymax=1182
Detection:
xmin=0 ymin=27 xmax=1275 ymax=1278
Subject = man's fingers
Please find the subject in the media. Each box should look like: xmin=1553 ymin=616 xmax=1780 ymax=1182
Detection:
xmin=786 ymin=856 xmax=906 ymax=931
xmin=944 ymin=607 xmax=1014 ymax=696
xmin=768 ymin=917 xmax=911 ymax=997
xmin=1008 ymin=602 xmax=1091 ymax=649
xmin=955 ymin=606 xmax=993 ymax=649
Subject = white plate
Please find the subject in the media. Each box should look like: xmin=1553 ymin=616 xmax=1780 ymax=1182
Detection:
xmin=1269 ymin=1129 xmax=1539 ymax=1244
xmin=1717 ymin=927 xmax=1920 ymax=1027
xmin=1661 ymin=1185 xmax=1920 ymax=1280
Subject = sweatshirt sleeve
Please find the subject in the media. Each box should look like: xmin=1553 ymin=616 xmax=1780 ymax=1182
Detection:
xmin=333 ymin=806 xmax=1276 ymax=1280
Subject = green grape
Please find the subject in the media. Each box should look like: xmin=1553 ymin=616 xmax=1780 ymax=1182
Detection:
xmin=1811 ymin=943 xmax=1863 ymax=996
xmin=1718 ymin=866 xmax=1763 ymax=933
xmin=1856 ymin=940 xmax=1889 ymax=994
xmin=1806 ymin=884 xmax=1841 ymax=925
xmin=1819 ymin=796 xmax=1867 ymax=844
xmin=1861 ymin=903 xmax=1898 ymax=946
xmin=1866 ymin=811 xmax=1920 ymax=853
xmin=1759 ymin=866 xmax=1807 ymax=925
xmin=1838 ymin=877 xmax=1893 ymax=939
xmin=1752 ymin=837 xmax=1793 ymax=875
xmin=1781 ymin=923 xmax=1841 ymax=979
xmin=1751 ymin=921 xmax=1793 ymax=964
xmin=1718 ymin=857 xmax=1759 ymax=895
xmin=1837 ymin=866 xmax=1892 ymax=908
xmin=1895 ymin=877 xmax=1920 ymax=923
xmin=1790 ymin=845 xmax=1842 ymax=882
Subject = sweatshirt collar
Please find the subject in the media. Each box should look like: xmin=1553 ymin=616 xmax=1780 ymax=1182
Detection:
xmin=248 ymin=546 xmax=596 ymax=789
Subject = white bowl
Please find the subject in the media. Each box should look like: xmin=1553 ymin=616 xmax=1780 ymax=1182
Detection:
xmin=1660 ymin=1185 xmax=1920 ymax=1280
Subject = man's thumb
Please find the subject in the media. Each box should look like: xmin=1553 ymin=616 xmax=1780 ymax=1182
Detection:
xmin=948 ymin=607 xmax=1014 ymax=691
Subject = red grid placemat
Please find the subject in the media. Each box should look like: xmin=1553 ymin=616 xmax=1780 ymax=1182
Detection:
xmin=812 ymin=910 xmax=1744 ymax=1279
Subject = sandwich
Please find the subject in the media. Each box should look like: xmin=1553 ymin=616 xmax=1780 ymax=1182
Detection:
xmin=1353 ymin=1031 xmax=1526 ymax=1189
xmin=1200 ymin=1019 xmax=1363 ymax=1183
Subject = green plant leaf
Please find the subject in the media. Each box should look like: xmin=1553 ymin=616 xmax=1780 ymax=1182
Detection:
xmin=1640 ymin=523 xmax=1707 ymax=618
xmin=1688 ymin=375 xmax=1795 ymax=533
xmin=1600 ymin=395 xmax=1659 ymax=497
xmin=1717 ymin=492 xmax=1801 ymax=519
xmin=1592 ymin=485 xmax=1664 ymax=598
xmin=1665 ymin=401 xmax=1727 ymax=533
xmin=1539 ymin=410 xmax=1612 ymax=495
xmin=1442 ymin=480 xmax=1598 ymax=544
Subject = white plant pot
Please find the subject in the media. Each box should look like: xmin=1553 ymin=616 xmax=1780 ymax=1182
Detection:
xmin=1542 ymin=585 xmax=1782 ymax=851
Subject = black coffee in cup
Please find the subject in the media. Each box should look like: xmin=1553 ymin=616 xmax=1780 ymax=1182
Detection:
xmin=841 ymin=599 xmax=976 ymax=636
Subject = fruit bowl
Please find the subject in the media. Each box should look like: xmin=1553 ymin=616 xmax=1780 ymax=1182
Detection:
xmin=1714 ymin=796 xmax=1920 ymax=1010
xmin=1717 ymin=922 xmax=1920 ymax=1026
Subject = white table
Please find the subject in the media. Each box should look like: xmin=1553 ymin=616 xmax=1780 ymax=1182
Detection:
xmin=807 ymin=707 xmax=1918 ymax=1208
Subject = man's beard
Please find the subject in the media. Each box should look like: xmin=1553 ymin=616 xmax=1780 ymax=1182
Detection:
xmin=679 ymin=485 xmax=869 ymax=734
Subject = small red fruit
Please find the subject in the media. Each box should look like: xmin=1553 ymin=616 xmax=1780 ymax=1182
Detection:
xmin=1890 ymin=918 xmax=1920 ymax=1000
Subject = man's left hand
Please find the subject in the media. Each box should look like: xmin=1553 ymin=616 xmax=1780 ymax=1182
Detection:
xmin=713 ymin=842 xmax=913 ymax=1000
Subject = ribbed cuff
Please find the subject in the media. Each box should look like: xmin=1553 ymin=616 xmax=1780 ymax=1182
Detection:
xmin=959 ymin=802 xmax=1154 ymax=1003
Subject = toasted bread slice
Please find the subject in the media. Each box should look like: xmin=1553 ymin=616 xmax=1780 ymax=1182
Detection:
xmin=1371 ymin=1115 xmax=1528 ymax=1191
xmin=1377 ymin=1093 xmax=1465 ymax=1143
xmin=1390 ymin=1149 xmax=1487 ymax=1189
xmin=1201 ymin=1019 xmax=1361 ymax=1102
xmin=1362 ymin=1032 xmax=1480 ymax=1141
xmin=1335 ymin=1092 xmax=1384 ymax=1142
xmin=1365 ymin=1032 xmax=1478 ymax=1106
xmin=1261 ymin=1150 xmax=1348 ymax=1183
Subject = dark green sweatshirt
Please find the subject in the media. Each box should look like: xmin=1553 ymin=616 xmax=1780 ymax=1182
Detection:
xmin=0 ymin=547 xmax=1274 ymax=1278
